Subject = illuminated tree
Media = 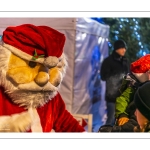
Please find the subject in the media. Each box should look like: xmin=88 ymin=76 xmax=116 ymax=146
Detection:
xmin=92 ymin=18 xmax=150 ymax=63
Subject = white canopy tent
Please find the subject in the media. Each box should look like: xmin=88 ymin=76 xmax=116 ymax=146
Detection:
xmin=0 ymin=18 xmax=110 ymax=132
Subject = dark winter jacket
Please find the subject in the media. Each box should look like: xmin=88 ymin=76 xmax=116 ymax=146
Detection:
xmin=100 ymin=51 xmax=130 ymax=103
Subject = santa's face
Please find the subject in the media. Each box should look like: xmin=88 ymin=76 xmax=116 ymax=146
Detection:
xmin=0 ymin=46 xmax=67 ymax=108
xmin=7 ymin=53 xmax=63 ymax=90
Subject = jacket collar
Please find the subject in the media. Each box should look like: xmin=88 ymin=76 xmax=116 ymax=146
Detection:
xmin=112 ymin=50 xmax=123 ymax=61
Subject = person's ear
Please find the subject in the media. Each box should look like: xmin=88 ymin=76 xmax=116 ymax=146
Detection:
xmin=134 ymin=109 xmax=137 ymax=117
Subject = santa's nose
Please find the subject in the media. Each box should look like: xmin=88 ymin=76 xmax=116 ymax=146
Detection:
xmin=34 ymin=72 xmax=49 ymax=87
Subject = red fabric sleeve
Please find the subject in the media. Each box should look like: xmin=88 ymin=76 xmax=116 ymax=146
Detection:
xmin=53 ymin=93 xmax=85 ymax=132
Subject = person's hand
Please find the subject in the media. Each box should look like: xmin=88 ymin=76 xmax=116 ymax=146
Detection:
xmin=121 ymin=119 xmax=140 ymax=132
xmin=98 ymin=125 xmax=113 ymax=132
xmin=98 ymin=125 xmax=122 ymax=132
xmin=118 ymin=117 xmax=129 ymax=126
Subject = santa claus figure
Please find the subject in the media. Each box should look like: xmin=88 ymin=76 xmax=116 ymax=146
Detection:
xmin=0 ymin=24 xmax=85 ymax=132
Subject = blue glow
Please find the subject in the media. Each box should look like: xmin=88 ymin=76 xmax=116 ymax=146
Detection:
xmin=139 ymin=42 xmax=141 ymax=45
xmin=137 ymin=35 xmax=140 ymax=37
xmin=136 ymin=49 xmax=148 ymax=57
xmin=115 ymin=35 xmax=118 ymax=40
xmin=108 ymin=41 xmax=112 ymax=47
xmin=134 ymin=28 xmax=137 ymax=30
xmin=120 ymin=25 xmax=123 ymax=28
xmin=136 ymin=21 xmax=138 ymax=24
xmin=141 ymin=45 xmax=143 ymax=48
xmin=115 ymin=31 xmax=119 ymax=34
xmin=90 ymin=18 xmax=105 ymax=24
xmin=130 ymin=26 xmax=133 ymax=29
xmin=137 ymin=48 xmax=150 ymax=58
xmin=135 ymin=32 xmax=138 ymax=35
xmin=143 ymin=51 xmax=146 ymax=56
xmin=92 ymin=46 xmax=101 ymax=61
xmin=137 ymin=37 xmax=140 ymax=41
xmin=120 ymin=18 xmax=124 ymax=21
xmin=135 ymin=25 xmax=139 ymax=28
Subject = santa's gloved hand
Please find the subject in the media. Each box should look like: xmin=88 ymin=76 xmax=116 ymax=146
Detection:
xmin=118 ymin=117 xmax=129 ymax=126
xmin=120 ymin=119 xmax=140 ymax=132
xmin=0 ymin=111 xmax=32 ymax=132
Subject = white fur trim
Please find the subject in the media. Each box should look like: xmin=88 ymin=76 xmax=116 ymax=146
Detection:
xmin=0 ymin=116 xmax=11 ymax=132
xmin=43 ymin=56 xmax=59 ymax=68
xmin=0 ymin=108 xmax=42 ymax=132
xmin=0 ymin=111 xmax=32 ymax=132
xmin=2 ymin=42 xmax=44 ymax=63
xmin=28 ymin=107 xmax=42 ymax=132
xmin=132 ymin=72 xmax=149 ymax=83
xmin=2 ymin=43 xmax=60 ymax=68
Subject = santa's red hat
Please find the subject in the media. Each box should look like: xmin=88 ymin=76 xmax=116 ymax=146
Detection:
xmin=131 ymin=54 xmax=150 ymax=82
xmin=2 ymin=24 xmax=66 ymax=68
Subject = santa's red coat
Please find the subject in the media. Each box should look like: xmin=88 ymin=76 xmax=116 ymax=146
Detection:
xmin=0 ymin=87 xmax=85 ymax=132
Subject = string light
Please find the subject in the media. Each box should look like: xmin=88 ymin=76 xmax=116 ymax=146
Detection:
xmin=91 ymin=17 xmax=149 ymax=57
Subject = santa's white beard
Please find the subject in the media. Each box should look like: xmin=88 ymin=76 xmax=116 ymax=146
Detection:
xmin=0 ymin=47 xmax=57 ymax=109
xmin=10 ymin=90 xmax=57 ymax=108
xmin=0 ymin=69 xmax=58 ymax=109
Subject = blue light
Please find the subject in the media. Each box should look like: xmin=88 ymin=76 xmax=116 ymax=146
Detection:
xmin=115 ymin=31 xmax=119 ymax=34
xmin=115 ymin=35 xmax=118 ymax=40
xmin=108 ymin=41 xmax=112 ymax=47
xmin=141 ymin=49 xmax=149 ymax=56
xmin=143 ymin=51 xmax=146 ymax=56
xmin=133 ymin=19 xmax=135 ymax=21
xmin=120 ymin=25 xmax=123 ymax=28
xmin=139 ymin=42 xmax=141 ymax=45
xmin=135 ymin=25 xmax=139 ymax=28
xmin=136 ymin=49 xmax=148 ymax=57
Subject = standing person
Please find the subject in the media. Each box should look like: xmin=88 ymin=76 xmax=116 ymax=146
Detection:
xmin=100 ymin=39 xmax=130 ymax=126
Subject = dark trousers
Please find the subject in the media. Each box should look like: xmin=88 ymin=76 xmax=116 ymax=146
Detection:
xmin=105 ymin=102 xmax=115 ymax=126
